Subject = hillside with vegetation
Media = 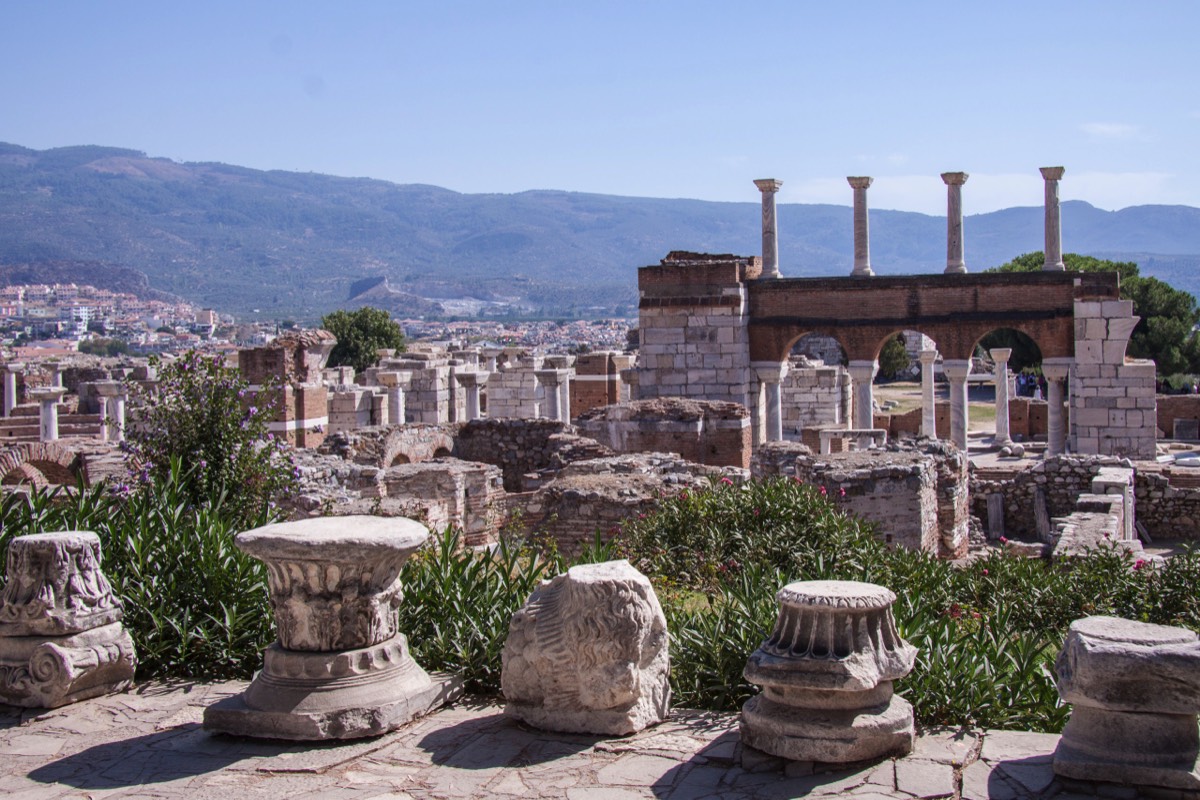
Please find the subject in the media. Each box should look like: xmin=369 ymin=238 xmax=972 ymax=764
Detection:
xmin=3 ymin=142 xmax=1200 ymax=320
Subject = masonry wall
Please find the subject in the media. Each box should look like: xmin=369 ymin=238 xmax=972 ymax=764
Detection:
xmin=488 ymin=359 xmax=542 ymax=420
xmin=1071 ymin=299 xmax=1157 ymax=459
xmin=576 ymin=398 xmax=752 ymax=469
xmin=781 ymin=359 xmax=847 ymax=439
xmin=453 ymin=418 xmax=612 ymax=491
xmin=570 ymin=351 xmax=621 ymax=419
xmin=1153 ymin=395 xmax=1200 ymax=439
xmin=380 ymin=460 xmax=506 ymax=548
xmin=636 ymin=253 xmax=759 ymax=408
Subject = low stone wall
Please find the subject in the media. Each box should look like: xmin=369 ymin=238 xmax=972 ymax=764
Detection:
xmin=1154 ymin=394 xmax=1200 ymax=439
xmin=576 ymin=398 xmax=752 ymax=469
xmin=749 ymin=441 xmax=813 ymax=478
xmin=518 ymin=453 xmax=733 ymax=553
xmin=454 ymin=418 xmax=612 ymax=491
xmin=380 ymin=460 xmax=506 ymax=547
xmin=791 ymin=451 xmax=940 ymax=554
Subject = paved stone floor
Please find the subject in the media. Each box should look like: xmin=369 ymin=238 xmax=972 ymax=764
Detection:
xmin=0 ymin=681 xmax=1182 ymax=799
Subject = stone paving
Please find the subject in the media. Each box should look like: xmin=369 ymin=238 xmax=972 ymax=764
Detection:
xmin=0 ymin=680 xmax=1185 ymax=799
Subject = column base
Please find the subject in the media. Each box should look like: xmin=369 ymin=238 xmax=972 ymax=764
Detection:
xmin=1054 ymin=706 xmax=1200 ymax=791
xmin=203 ymin=635 xmax=463 ymax=740
xmin=0 ymin=622 xmax=136 ymax=708
xmin=739 ymin=693 xmax=914 ymax=763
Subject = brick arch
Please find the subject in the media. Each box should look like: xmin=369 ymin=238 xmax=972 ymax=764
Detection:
xmin=379 ymin=430 xmax=456 ymax=468
xmin=745 ymin=272 xmax=1106 ymax=364
xmin=783 ymin=330 xmax=850 ymax=363
xmin=0 ymin=442 xmax=80 ymax=487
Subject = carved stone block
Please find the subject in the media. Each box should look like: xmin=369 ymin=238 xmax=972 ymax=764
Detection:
xmin=203 ymin=516 xmax=461 ymax=740
xmin=1054 ymin=615 xmax=1200 ymax=790
xmin=740 ymin=580 xmax=917 ymax=763
xmin=0 ymin=532 xmax=135 ymax=707
xmin=502 ymin=560 xmax=670 ymax=735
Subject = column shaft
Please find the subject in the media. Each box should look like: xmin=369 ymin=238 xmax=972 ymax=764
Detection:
xmin=990 ymin=349 xmax=1012 ymax=446
xmin=942 ymin=172 xmax=969 ymax=274
xmin=846 ymin=360 xmax=878 ymax=429
xmin=1041 ymin=166 xmax=1066 ymax=271
xmin=919 ymin=350 xmax=938 ymax=438
xmin=765 ymin=382 xmax=783 ymax=442
xmin=848 ymin=177 xmax=874 ymax=277
xmin=942 ymin=359 xmax=972 ymax=451
xmin=754 ymin=179 xmax=783 ymax=278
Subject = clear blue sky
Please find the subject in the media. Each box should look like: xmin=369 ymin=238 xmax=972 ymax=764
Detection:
xmin=4 ymin=1 xmax=1198 ymax=214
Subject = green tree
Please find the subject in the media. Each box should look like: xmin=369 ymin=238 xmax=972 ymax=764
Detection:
xmin=321 ymin=307 xmax=406 ymax=373
xmin=122 ymin=350 xmax=297 ymax=524
xmin=877 ymin=333 xmax=911 ymax=380
xmin=78 ymin=337 xmax=130 ymax=357
xmin=986 ymin=252 xmax=1200 ymax=376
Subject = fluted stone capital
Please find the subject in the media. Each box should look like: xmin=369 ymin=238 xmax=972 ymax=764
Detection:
xmin=941 ymin=172 xmax=969 ymax=186
xmin=236 ymin=516 xmax=428 ymax=652
xmin=1040 ymin=166 xmax=1066 ymax=181
xmin=0 ymin=532 xmax=123 ymax=636
xmin=847 ymin=176 xmax=873 ymax=190
xmin=754 ymin=178 xmax=784 ymax=194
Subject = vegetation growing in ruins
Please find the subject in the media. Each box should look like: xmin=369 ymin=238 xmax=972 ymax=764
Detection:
xmin=122 ymin=350 xmax=297 ymax=524
xmin=877 ymin=333 xmax=911 ymax=381
xmin=321 ymin=306 xmax=406 ymax=373
xmin=4 ymin=471 xmax=1200 ymax=733
xmin=987 ymin=251 xmax=1200 ymax=376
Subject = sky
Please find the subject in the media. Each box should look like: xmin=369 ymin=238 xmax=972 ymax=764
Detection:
xmin=3 ymin=1 xmax=1198 ymax=215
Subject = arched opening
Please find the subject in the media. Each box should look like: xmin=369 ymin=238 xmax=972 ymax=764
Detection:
xmin=868 ymin=330 xmax=941 ymax=440
xmin=972 ymin=328 xmax=1049 ymax=453
xmin=390 ymin=453 xmax=411 ymax=466
xmin=432 ymin=447 xmax=452 ymax=459
xmin=777 ymin=332 xmax=851 ymax=444
xmin=790 ymin=332 xmax=847 ymax=366
xmin=2 ymin=463 xmax=46 ymax=488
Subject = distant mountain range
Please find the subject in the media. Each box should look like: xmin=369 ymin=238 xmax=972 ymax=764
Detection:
xmin=2 ymin=142 xmax=1200 ymax=321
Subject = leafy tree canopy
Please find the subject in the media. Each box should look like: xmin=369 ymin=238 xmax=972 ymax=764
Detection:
xmin=986 ymin=252 xmax=1200 ymax=376
xmin=877 ymin=333 xmax=911 ymax=381
xmin=321 ymin=307 xmax=406 ymax=374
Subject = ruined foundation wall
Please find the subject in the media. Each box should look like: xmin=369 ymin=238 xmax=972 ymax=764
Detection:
xmin=576 ymin=398 xmax=752 ymax=469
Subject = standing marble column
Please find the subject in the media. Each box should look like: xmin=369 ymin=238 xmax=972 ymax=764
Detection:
xmin=454 ymin=371 xmax=488 ymax=422
xmin=4 ymin=362 xmax=25 ymax=417
xmin=846 ymin=360 xmax=879 ymax=430
xmin=847 ymin=177 xmax=874 ymax=277
xmin=47 ymin=361 xmax=63 ymax=389
xmin=754 ymin=179 xmax=784 ymax=279
xmin=110 ymin=391 xmax=126 ymax=443
xmin=941 ymin=172 xmax=969 ymax=274
xmin=1043 ymin=358 xmax=1072 ymax=456
xmin=990 ymin=348 xmax=1013 ymax=446
xmin=918 ymin=349 xmax=939 ymax=438
xmin=1041 ymin=166 xmax=1066 ymax=271
xmin=33 ymin=387 xmax=67 ymax=442
xmin=377 ymin=371 xmax=409 ymax=425
xmin=535 ymin=369 xmax=565 ymax=422
xmin=942 ymin=359 xmax=972 ymax=451
xmin=93 ymin=381 xmax=120 ymax=443
xmin=482 ymin=348 xmax=503 ymax=374
xmin=544 ymin=355 xmax=575 ymax=424
xmin=753 ymin=362 xmax=788 ymax=442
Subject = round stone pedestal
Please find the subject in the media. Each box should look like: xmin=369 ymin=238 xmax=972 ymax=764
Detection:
xmin=740 ymin=580 xmax=917 ymax=763
xmin=203 ymin=516 xmax=461 ymax=740
xmin=1054 ymin=615 xmax=1200 ymax=790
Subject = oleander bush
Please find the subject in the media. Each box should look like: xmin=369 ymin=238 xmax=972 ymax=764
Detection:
xmin=4 ymin=468 xmax=1200 ymax=734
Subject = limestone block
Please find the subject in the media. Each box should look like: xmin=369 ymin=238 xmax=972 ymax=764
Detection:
xmin=1102 ymin=340 xmax=1129 ymax=365
xmin=0 ymin=532 xmax=135 ymax=707
xmin=1054 ymin=615 xmax=1200 ymax=790
xmin=1075 ymin=340 xmax=1102 ymax=364
xmin=501 ymin=560 xmax=670 ymax=736
xmin=741 ymin=580 xmax=917 ymax=763
xmin=1107 ymin=316 xmax=1139 ymax=345
xmin=1075 ymin=301 xmax=1102 ymax=318
xmin=1102 ymin=300 xmax=1135 ymax=319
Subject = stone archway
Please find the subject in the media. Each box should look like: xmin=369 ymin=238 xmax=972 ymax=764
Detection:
xmin=0 ymin=442 xmax=80 ymax=487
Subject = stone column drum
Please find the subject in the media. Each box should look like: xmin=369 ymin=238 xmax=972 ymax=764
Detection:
xmin=918 ymin=349 xmax=938 ymax=438
xmin=203 ymin=516 xmax=462 ymax=740
xmin=1041 ymin=166 xmax=1066 ymax=271
xmin=990 ymin=348 xmax=1013 ymax=446
xmin=3 ymin=362 xmax=24 ymax=417
xmin=741 ymin=580 xmax=917 ymax=763
xmin=1054 ymin=616 xmax=1200 ymax=791
xmin=847 ymin=176 xmax=874 ymax=277
xmin=941 ymin=172 xmax=969 ymax=274
xmin=754 ymin=178 xmax=784 ymax=279
xmin=0 ymin=532 xmax=136 ymax=707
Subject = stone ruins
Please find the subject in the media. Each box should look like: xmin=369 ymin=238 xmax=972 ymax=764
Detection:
xmin=4 ymin=166 xmax=1200 ymax=794
xmin=0 ymin=531 xmax=136 ymax=708
xmin=501 ymin=559 xmax=670 ymax=735
xmin=203 ymin=515 xmax=462 ymax=740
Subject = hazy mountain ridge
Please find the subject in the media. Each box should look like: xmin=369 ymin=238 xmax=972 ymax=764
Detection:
xmin=2 ymin=142 xmax=1199 ymax=319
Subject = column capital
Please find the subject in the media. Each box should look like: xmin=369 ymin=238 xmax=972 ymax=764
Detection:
xmin=1041 ymin=357 xmax=1074 ymax=381
xmin=534 ymin=368 xmax=566 ymax=387
xmin=847 ymin=176 xmax=873 ymax=190
xmin=751 ymin=360 xmax=788 ymax=383
xmin=30 ymin=387 xmax=67 ymax=402
xmin=918 ymin=349 xmax=939 ymax=365
xmin=941 ymin=171 xmax=969 ymax=186
xmin=754 ymin=178 xmax=783 ymax=194
xmin=454 ymin=370 xmax=488 ymax=388
xmin=5 ymin=362 xmax=26 ymax=374
xmin=941 ymin=359 xmax=972 ymax=380
xmin=845 ymin=359 xmax=879 ymax=380
xmin=1040 ymin=166 xmax=1065 ymax=181
xmin=988 ymin=348 xmax=1013 ymax=364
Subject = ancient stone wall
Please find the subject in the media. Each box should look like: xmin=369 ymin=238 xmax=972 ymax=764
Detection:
xmin=780 ymin=358 xmax=848 ymax=438
xmin=635 ymin=252 xmax=758 ymax=408
xmin=1071 ymin=299 xmax=1157 ymax=459
xmin=749 ymin=441 xmax=814 ymax=479
xmin=327 ymin=388 xmax=387 ymax=434
xmin=488 ymin=358 xmax=542 ymax=420
xmin=790 ymin=451 xmax=940 ymax=554
xmin=453 ymin=418 xmax=613 ymax=491
xmin=1153 ymin=395 xmax=1200 ymax=439
xmin=380 ymin=460 xmax=506 ymax=547
xmin=570 ymin=351 xmax=622 ymax=419
xmin=575 ymin=398 xmax=752 ymax=469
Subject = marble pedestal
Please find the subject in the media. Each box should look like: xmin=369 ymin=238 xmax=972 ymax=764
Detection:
xmin=1054 ymin=616 xmax=1200 ymax=790
xmin=740 ymin=580 xmax=917 ymax=763
xmin=203 ymin=515 xmax=462 ymax=740
xmin=0 ymin=532 xmax=136 ymax=708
